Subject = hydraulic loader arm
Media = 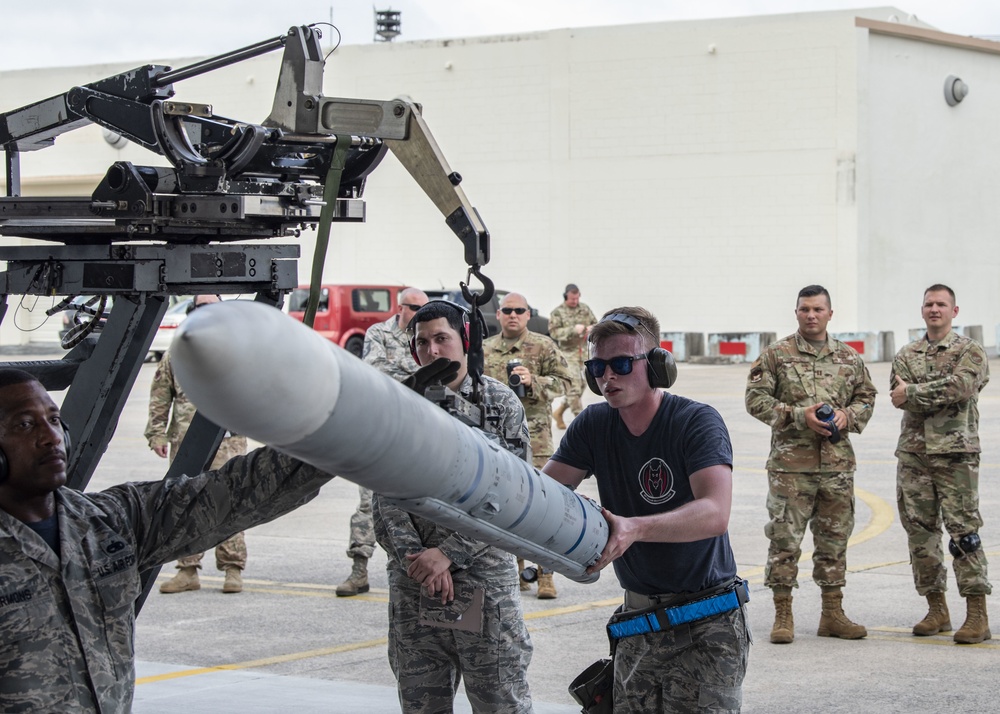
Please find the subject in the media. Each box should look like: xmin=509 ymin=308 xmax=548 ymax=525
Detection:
xmin=384 ymin=98 xmax=489 ymax=268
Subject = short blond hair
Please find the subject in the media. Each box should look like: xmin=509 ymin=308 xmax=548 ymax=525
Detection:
xmin=589 ymin=307 xmax=660 ymax=352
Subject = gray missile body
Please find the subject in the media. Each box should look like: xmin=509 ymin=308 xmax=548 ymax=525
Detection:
xmin=170 ymin=301 xmax=608 ymax=582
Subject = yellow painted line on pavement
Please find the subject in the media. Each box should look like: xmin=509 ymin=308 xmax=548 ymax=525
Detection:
xmin=149 ymin=485 xmax=992 ymax=685
xmin=154 ymin=572 xmax=390 ymax=600
xmin=740 ymin=486 xmax=895 ymax=583
xmin=134 ymin=598 xmax=629 ymax=688
xmin=239 ymin=587 xmax=389 ymax=601
xmin=866 ymin=628 xmax=999 ymax=649
xmin=523 ymin=597 xmax=621 ymax=620
xmin=135 ymin=638 xmax=389 ymax=685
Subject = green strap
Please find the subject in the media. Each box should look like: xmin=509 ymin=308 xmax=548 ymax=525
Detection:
xmin=303 ymin=135 xmax=352 ymax=328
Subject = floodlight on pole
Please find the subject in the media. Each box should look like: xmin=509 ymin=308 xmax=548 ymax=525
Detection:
xmin=374 ymin=8 xmax=401 ymax=42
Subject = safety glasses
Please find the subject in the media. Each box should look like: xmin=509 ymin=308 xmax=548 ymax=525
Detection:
xmin=400 ymin=303 xmax=424 ymax=311
xmin=584 ymin=353 xmax=648 ymax=378
xmin=500 ymin=307 xmax=528 ymax=315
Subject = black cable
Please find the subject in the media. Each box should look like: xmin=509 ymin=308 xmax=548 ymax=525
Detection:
xmin=312 ymin=22 xmax=343 ymax=62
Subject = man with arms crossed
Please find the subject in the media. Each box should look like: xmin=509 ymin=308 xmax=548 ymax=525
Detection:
xmin=891 ymin=284 xmax=991 ymax=644
xmin=543 ymin=307 xmax=749 ymax=713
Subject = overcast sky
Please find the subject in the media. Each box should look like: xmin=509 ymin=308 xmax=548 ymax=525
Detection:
xmin=1 ymin=1 xmax=998 ymax=72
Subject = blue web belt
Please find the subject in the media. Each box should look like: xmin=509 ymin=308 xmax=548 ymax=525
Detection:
xmin=608 ymin=579 xmax=750 ymax=640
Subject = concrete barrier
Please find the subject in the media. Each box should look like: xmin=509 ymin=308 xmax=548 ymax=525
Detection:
xmin=832 ymin=331 xmax=896 ymax=362
xmin=659 ymin=332 xmax=704 ymax=362
xmin=908 ymin=325 xmax=983 ymax=345
xmin=699 ymin=332 xmax=776 ymax=364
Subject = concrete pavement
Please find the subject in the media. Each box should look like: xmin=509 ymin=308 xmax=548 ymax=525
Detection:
xmin=9 ymin=350 xmax=999 ymax=713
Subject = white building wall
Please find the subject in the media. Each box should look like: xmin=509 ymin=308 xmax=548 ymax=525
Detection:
xmin=862 ymin=29 xmax=1000 ymax=349
xmin=6 ymin=8 xmax=999 ymax=350
xmin=316 ymin=9 xmax=879 ymax=333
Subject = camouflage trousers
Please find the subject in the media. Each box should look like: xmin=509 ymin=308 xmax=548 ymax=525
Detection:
xmin=612 ymin=603 xmax=750 ymax=712
xmin=177 ymin=532 xmax=247 ymax=570
xmin=764 ymin=471 xmax=856 ymax=589
xmin=386 ymin=573 xmax=533 ymax=713
xmin=172 ymin=435 xmax=247 ymax=570
xmin=559 ymin=349 xmax=586 ymax=414
xmin=347 ymin=486 xmax=376 ymax=560
xmin=896 ymin=450 xmax=991 ymax=597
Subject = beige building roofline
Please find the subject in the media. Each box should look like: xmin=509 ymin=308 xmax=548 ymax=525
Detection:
xmin=856 ymin=17 xmax=1000 ymax=56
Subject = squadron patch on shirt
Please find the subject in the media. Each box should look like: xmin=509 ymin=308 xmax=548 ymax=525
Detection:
xmin=637 ymin=458 xmax=676 ymax=505
xmin=748 ymin=360 xmax=763 ymax=383
xmin=970 ymin=352 xmax=984 ymax=365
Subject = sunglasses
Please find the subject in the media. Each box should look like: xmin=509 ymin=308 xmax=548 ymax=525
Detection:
xmin=585 ymin=353 xmax=648 ymax=378
xmin=500 ymin=307 xmax=528 ymax=315
xmin=400 ymin=303 xmax=424 ymax=311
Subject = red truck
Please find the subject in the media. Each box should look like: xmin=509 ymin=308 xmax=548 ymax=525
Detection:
xmin=287 ymin=284 xmax=406 ymax=357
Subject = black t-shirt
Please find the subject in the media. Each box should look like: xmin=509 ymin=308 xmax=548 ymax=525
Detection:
xmin=551 ymin=394 xmax=736 ymax=595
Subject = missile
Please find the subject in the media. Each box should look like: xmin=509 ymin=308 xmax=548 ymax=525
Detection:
xmin=169 ymin=300 xmax=609 ymax=583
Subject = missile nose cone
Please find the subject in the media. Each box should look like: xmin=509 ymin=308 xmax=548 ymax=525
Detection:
xmin=172 ymin=303 xmax=240 ymax=375
xmin=171 ymin=301 xmax=340 ymax=446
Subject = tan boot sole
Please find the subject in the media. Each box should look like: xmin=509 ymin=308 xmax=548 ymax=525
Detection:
xmin=159 ymin=581 xmax=200 ymax=594
xmin=335 ymin=583 xmax=370 ymax=597
xmin=954 ymin=628 xmax=992 ymax=644
xmin=770 ymin=630 xmax=794 ymax=644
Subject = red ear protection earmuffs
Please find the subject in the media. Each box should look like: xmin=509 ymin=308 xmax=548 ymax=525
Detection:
xmin=584 ymin=313 xmax=677 ymax=395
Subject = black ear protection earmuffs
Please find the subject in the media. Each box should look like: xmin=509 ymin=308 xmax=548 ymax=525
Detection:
xmin=0 ymin=418 xmax=73 ymax=484
xmin=186 ymin=295 xmax=223 ymax=314
xmin=585 ymin=313 xmax=677 ymax=395
xmin=408 ymin=300 xmax=472 ymax=364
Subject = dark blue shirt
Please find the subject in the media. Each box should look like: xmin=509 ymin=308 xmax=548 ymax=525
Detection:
xmin=551 ymin=393 xmax=736 ymax=595
xmin=25 ymin=513 xmax=60 ymax=556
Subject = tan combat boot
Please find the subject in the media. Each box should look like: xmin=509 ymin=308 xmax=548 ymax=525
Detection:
xmin=553 ymin=403 xmax=567 ymax=430
xmin=913 ymin=591 xmax=950 ymax=636
xmin=817 ymin=589 xmax=867 ymax=639
xmin=335 ymin=556 xmax=370 ymax=597
xmin=770 ymin=592 xmax=794 ymax=644
xmin=536 ymin=571 xmax=558 ymax=599
xmin=159 ymin=566 xmax=201 ymax=594
xmin=954 ymin=595 xmax=992 ymax=644
xmin=222 ymin=567 xmax=243 ymax=594
xmin=517 ymin=558 xmax=531 ymax=592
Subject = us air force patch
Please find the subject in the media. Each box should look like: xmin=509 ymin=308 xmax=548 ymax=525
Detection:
xmin=637 ymin=458 xmax=676 ymax=505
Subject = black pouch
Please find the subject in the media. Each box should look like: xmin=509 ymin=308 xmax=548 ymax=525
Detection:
xmin=568 ymin=605 xmax=621 ymax=713
xmin=568 ymin=657 xmax=613 ymax=714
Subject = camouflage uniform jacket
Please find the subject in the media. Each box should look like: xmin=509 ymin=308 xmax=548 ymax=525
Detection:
xmin=363 ymin=314 xmax=419 ymax=381
xmin=548 ymin=302 xmax=597 ymax=357
xmin=0 ymin=449 xmax=333 ymax=713
xmin=144 ymin=349 xmax=245 ymax=456
xmin=746 ymin=332 xmax=877 ymax=473
xmin=483 ymin=329 xmax=572 ymax=459
xmin=891 ymin=330 xmax=989 ymax=454
xmin=373 ymin=374 xmax=529 ymax=586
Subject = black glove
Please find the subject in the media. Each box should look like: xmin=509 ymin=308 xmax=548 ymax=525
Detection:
xmin=403 ymin=358 xmax=461 ymax=395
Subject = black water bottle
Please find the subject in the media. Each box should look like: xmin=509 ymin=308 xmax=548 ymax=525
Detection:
xmin=815 ymin=404 xmax=841 ymax=444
